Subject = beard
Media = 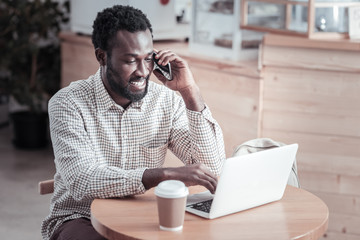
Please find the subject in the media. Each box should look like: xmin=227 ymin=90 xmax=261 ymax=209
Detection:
xmin=106 ymin=59 xmax=150 ymax=103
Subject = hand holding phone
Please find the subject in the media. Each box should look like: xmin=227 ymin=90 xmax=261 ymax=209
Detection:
xmin=152 ymin=50 xmax=204 ymax=111
xmin=153 ymin=52 xmax=173 ymax=81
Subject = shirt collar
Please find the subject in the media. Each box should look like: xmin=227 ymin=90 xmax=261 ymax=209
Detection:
xmin=94 ymin=68 xmax=145 ymax=113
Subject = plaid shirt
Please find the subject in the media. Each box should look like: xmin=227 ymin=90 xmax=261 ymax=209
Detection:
xmin=41 ymin=69 xmax=225 ymax=239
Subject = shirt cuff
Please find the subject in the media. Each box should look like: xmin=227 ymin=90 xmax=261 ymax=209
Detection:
xmin=134 ymin=167 xmax=148 ymax=194
xmin=186 ymin=104 xmax=213 ymax=122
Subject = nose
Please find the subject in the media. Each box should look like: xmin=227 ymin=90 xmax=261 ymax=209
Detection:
xmin=136 ymin=60 xmax=151 ymax=78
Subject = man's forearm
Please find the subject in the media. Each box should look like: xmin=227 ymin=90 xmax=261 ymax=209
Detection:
xmin=183 ymin=104 xmax=226 ymax=176
xmin=142 ymin=168 xmax=166 ymax=190
xmin=179 ymin=84 xmax=205 ymax=112
xmin=142 ymin=164 xmax=218 ymax=194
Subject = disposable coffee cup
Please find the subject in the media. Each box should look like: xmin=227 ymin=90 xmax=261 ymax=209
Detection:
xmin=154 ymin=180 xmax=189 ymax=231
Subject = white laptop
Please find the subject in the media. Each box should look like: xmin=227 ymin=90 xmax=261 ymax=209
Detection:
xmin=186 ymin=144 xmax=298 ymax=219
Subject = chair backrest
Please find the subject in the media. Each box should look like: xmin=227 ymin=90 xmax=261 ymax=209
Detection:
xmin=38 ymin=179 xmax=54 ymax=195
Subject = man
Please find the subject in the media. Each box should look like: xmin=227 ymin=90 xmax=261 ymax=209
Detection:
xmin=42 ymin=5 xmax=225 ymax=240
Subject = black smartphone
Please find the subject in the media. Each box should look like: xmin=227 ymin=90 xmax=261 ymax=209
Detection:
xmin=153 ymin=53 xmax=173 ymax=81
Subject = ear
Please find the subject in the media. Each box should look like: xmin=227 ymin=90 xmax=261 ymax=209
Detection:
xmin=95 ymin=48 xmax=107 ymax=66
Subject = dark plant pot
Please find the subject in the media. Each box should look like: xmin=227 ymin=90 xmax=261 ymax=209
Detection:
xmin=10 ymin=111 xmax=48 ymax=149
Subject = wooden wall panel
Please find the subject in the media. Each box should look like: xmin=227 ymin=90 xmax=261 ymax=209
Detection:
xmin=326 ymin=213 xmax=360 ymax=236
xmin=263 ymin=34 xmax=360 ymax=52
xmin=299 ymin=152 xmax=360 ymax=177
xmin=320 ymin=231 xmax=360 ymax=240
xmin=299 ymin=171 xmax=360 ymax=196
xmin=314 ymin=192 xmax=360 ymax=217
xmin=262 ymin=67 xmax=360 ymax=116
xmin=261 ymin=130 xmax=360 ymax=177
xmin=261 ymin=67 xmax=360 ymax=137
xmin=262 ymin=45 xmax=360 ymax=73
xmin=262 ymin=110 xmax=360 ymax=137
xmin=191 ymin=65 xmax=260 ymax=157
xmin=260 ymin=34 xmax=360 ymax=239
xmin=61 ymin=41 xmax=99 ymax=88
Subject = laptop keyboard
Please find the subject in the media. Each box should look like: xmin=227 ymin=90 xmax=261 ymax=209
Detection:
xmin=187 ymin=199 xmax=213 ymax=213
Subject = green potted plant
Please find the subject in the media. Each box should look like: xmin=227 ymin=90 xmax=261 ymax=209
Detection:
xmin=0 ymin=0 xmax=69 ymax=148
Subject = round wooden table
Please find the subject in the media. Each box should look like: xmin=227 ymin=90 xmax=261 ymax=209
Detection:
xmin=91 ymin=185 xmax=328 ymax=240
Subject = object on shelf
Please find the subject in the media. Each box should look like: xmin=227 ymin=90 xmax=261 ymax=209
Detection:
xmin=241 ymin=0 xmax=360 ymax=39
xmin=349 ymin=5 xmax=360 ymax=39
xmin=190 ymin=0 xmax=262 ymax=61
xmin=209 ymin=0 xmax=234 ymax=14
xmin=214 ymin=33 xmax=233 ymax=48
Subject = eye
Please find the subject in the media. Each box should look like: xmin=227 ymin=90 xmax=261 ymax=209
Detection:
xmin=125 ymin=60 xmax=136 ymax=64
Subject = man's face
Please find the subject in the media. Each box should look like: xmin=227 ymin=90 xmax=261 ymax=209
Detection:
xmin=103 ymin=29 xmax=154 ymax=105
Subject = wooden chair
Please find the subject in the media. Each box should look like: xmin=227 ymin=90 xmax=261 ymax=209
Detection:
xmin=38 ymin=179 xmax=54 ymax=195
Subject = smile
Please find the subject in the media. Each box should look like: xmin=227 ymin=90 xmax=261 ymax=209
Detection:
xmin=130 ymin=79 xmax=146 ymax=87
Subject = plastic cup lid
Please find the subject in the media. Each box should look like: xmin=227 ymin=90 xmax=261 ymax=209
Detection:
xmin=155 ymin=180 xmax=189 ymax=199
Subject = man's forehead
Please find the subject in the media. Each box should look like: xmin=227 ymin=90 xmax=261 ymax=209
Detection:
xmin=112 ymin=29 xmax=153 ymax=50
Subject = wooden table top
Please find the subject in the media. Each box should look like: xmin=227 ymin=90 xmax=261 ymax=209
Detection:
xmin=91 ymin=185 xmax=328 ymax=240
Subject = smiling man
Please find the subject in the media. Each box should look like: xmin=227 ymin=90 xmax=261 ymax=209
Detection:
xmin=42 ymin=5 xmax=225 ymax=240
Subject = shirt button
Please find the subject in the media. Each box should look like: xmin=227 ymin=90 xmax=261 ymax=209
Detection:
xmin=123 ymin=134 xmax=127 ymax=139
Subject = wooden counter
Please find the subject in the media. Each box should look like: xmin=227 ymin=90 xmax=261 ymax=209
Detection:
xmin=259 ymin=34 xmax=360 ymax=240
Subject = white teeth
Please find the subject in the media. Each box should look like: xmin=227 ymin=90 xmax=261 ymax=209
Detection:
xmin=130 ymin=80 xmax=145 ymax=86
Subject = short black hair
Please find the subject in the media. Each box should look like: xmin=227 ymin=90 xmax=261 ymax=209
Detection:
xmin=92 ymin=5 xmax=153 ymax=51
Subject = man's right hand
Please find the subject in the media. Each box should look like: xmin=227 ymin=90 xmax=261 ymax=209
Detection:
xmin=142 ymin=164 xmax=218 ymax=194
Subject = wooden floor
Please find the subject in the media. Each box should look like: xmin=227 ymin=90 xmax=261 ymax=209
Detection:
xmin=0 ymin=125 xmax=55 ymax=240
